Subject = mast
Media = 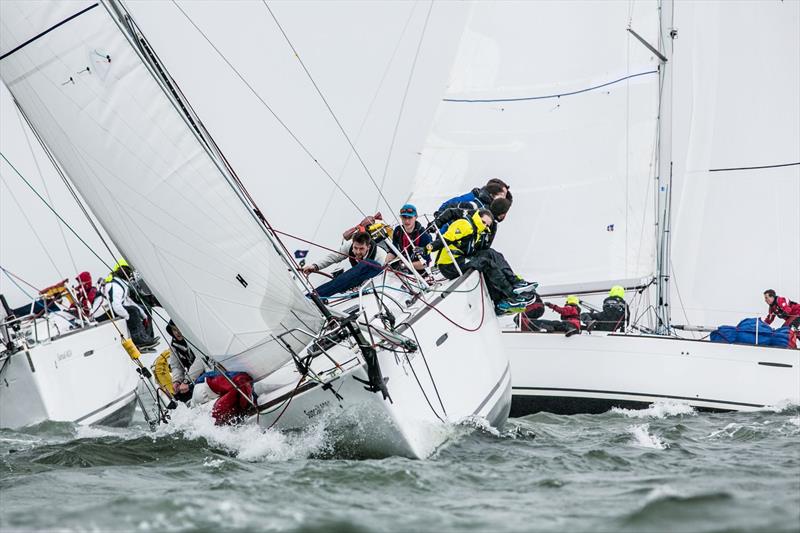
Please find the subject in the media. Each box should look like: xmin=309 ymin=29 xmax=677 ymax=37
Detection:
xmin=655 ymin=0 xmax=675 ymax=334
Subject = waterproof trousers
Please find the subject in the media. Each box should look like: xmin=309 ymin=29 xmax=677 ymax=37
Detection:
xmin=314 ymin=260 xmax=383 ymax=298
xmin=439 ymin=249 xmax=515 ymax=304
xmin=581 ymin=311 xmax=626 ymax=332
xmin=537 ymin=319 xmax=580 ymax=335
xmin=124 ymin=305 xmax=155 ymax=346
xmin=206 ymin=373 xmax=254 ymax=425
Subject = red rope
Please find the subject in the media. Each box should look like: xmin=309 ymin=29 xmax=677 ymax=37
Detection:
xmin=271 ymin=227 xmax=418 ymax=281
xmin=0 ymin=266 xmax=42 ymax=292
xmin=271 ymin=227 xmax=486 ymax=332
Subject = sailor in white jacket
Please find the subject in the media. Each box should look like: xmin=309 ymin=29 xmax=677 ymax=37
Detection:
xmin=104 ymin=266 xmax=156 ymax=347
xmin=301 ymin=230 xmax=387 ymax=298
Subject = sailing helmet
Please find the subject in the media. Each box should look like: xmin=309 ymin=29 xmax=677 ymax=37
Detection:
xmin=566 ymin=295 xmax=579 ymax=306
xmin=609 ymin=285 xmax=625 ymax=299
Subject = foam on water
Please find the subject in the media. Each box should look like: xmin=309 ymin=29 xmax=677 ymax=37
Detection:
xmin=626 ymin=423 xmax=669 ymax=449
xmin=612 ymin=401 xmax=695 ymax=419
xmin=155 ymin=403 xmax=331 ymax=462
xmin=707 ymin=417 xmax=800 ymax=440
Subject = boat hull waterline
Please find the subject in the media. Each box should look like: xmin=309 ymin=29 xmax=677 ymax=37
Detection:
xmin=0 ymin=320 xmax=140 ymax=429
xmin=505 ymin=331 xmax=800 ymax=416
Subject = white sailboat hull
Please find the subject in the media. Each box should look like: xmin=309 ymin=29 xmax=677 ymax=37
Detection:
xmin=251 ymin=272 xmax=511 ymax=459
xmin=505 ymin=331 xmax=800 ymax=415
xmin=0 ymin=320 xmax=139 ymax=429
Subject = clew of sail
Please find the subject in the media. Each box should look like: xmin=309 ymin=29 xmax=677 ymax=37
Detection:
xmin=0 ymin=0 xmax=323 ymax=379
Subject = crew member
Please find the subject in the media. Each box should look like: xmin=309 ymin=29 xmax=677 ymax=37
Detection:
xmin=516 ymin=293 xmax=546 ymax=331
xmin=763 ymin=289 xmax=800 ymax=329
xmin=302 ymin=231 xmax=387 ymax=298
xmin=105 ymin=265 xmax=158 ymax=348
xmin=429 ymin=209 xmax=533 ymax=314
xmin=581 ymin=285 xmax=629 ymax=332
xmin=385 ymin=204 xmax=432 ymax=274
xmin=430 ymin=197 xmax=535 ymax=295
xmin=436 ymin=178 xmax=510 ymax=216
xmin=195 ymin=370 xmax=255 ymax=425
xmin=539 ymin=296 xmax=582 ymax=337
xmin=167 ymin=320 xmax=208 ymax=403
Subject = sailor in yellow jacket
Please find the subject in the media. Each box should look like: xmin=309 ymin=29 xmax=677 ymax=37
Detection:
xmin=429 ymin=208 xmax=535 ymax=314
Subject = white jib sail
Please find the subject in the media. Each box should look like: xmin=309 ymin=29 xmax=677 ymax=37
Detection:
xmin=0 ymin=0 xmax=323 ymax=379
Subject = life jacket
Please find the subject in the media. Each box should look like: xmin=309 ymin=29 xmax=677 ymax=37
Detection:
xmin=106 ymin=277 xmax=146 ymax=318
xmin=549 ymin=303 xmax=581 ymax=330
xmin=771 ymin=296 xmax=800 ymax=319
xmin=348 ymin=241 xmax=378 ymax=268
xmin=437 ymin=189 xmax=481 ymax=214
xmin=170 ymin=337 xmax=196 ymax=372
xmin=72 ymin=271 xmax=97 ymax=315
xmin=398 ymin=224 xmax=425 ymax=252
xmin=436 ymin=211 xmax=489 ymax=266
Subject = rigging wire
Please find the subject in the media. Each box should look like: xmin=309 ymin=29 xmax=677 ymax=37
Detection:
xmin=260 ymin=0 xmax=405 ymax=225
xmin=14 ymin=101 xmax=120 ymax=265
xmin=0 ymin=268 xmax=34 ymax=300
xmin=0 ymin=266 xmax=41 ymax=292
xmin=1 ymin=153 xmax=115 ymax=272
xmin=0 ymin=176 xmax=63 ymax=278
xmin=169 ymin=0 xmax=366 ymax=217
xmin=14 ymin=106 xmax=79 ymax=276
xmin=309 ymin=1 xmax=420 ymax=241
xmin=406 ymin=323 xmax=447 ymax=417
xmin=374 ymin=0 xmax=434 ymax=212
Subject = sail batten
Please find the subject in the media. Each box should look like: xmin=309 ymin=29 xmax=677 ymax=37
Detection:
xmin=0 ymin=0 xmax=323 ymax=378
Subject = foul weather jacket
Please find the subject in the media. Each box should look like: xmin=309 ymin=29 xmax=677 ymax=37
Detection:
xmin=436 ymin=186 xmax=493 ymax=215
xmin=430 ymin=211 xmax=491 ymax=266
xmin=312 ymin=240 xmax=387 ymax=272
xmin=545 ymin=302 xmax=581 ymax=331
xmin=765 ymin=296 xmax=800 ymax=327
xmin=588 ymin=296 xmax=629 ymax=331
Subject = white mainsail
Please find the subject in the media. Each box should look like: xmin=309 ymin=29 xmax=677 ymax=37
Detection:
xmin=668 ymin=0 xmax=800 ymax=327
xmin=411 ymin=0 xmax=799 ymax=329
xmin=0 ymin=0 xmax=322 ymax=379
xmin=410 ymin=0 xmax=660 ymax=290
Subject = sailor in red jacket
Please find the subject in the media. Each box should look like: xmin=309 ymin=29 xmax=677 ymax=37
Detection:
xmin=763 ymin=289 xmax=800 ymax=329
xmin=539 ymin=295 xmax=582 ymax=337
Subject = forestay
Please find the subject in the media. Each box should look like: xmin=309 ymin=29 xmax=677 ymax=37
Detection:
xmin=668 ymin=0 xmax=800 ymax=327
xmin=0 ymin=0 xmax=323 ymax=379
xmin=410 ymin=1 xmax=660 ymax=289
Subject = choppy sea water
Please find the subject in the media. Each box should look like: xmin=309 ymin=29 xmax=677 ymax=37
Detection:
xmin=1 ymin=402 xmax=798 ymax=533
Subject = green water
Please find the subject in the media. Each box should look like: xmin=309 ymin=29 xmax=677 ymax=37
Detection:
xmin=1 ymin=403 xmax=798 ymax=532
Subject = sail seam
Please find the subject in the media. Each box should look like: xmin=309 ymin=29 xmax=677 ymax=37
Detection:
xmin=0 ymin=3 xmax=99 ymax=61
xmin=442 ymin=70 xmax=658 ymax=103
xmin=708 ymin=162 xmax=800 ymax=173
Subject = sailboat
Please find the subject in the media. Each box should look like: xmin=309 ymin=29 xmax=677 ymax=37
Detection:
xmin=0 ymin=85 xmax=141 ymax=429
xmin=411 ymin=0 xmax=799 ymax=414
xmin=0 ymin=0 xmax=510 ymax=458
